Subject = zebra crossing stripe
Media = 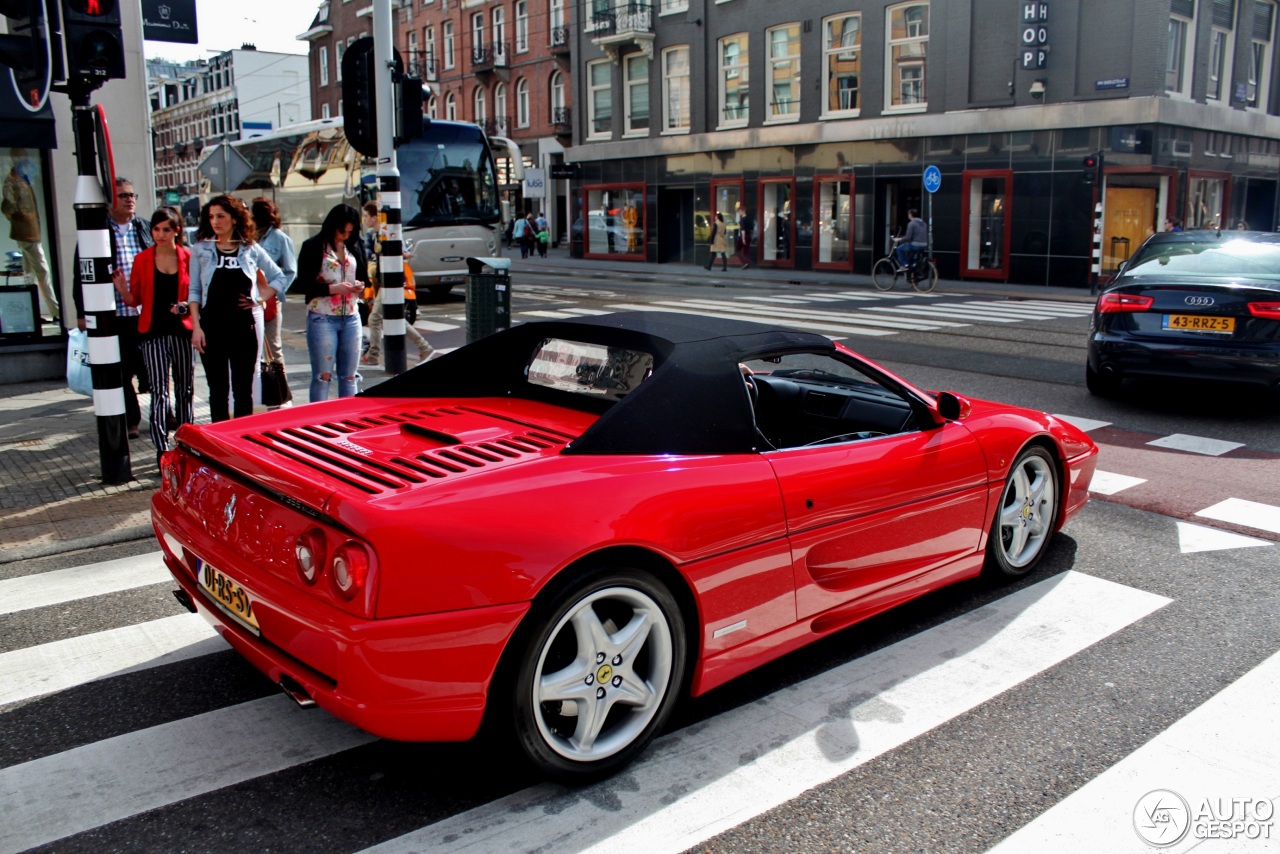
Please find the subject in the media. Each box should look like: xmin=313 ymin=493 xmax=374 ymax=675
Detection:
xmin=650 ymin=299 xmax=963 ymax=331
xmin=736 ymin=296 xmax=816 ymax=304
xmin=0 ymin=695 xmax=377 ymax=853
xmin=0 ymin=614 xmax=222 ymax=706
xmin=410 ymin=319 xmax=461 ymax=333
xmin=864 ymin=305 xmax=1023 ymax=323
xmin=956 ymin=301 xmax=1092 ymax=318
xmin=360 ymin=572 xmax=1170 ymax=854
xmin=604 ymin=303 xmax=898 ymax=337
xmin=0 ymin=552 xmax=170 ymax=615
xmin=989 ymin=649 xmax=1280 ymax=852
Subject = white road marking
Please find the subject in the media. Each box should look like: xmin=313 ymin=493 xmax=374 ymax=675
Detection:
xmin=603 ymin=303 xmax=897 ymax=337
xmin=736 ymin=296 xmax=815 ymax=304
xmin=959 ymin=300 xmax=1094 ymax=316
xmin=361 ymin=572 xmax=1169 ymax=854
xmin=411 ymin=319 xmax=461 ymax=333
xmin=1089 ymin=471 xmax=1148 ymax=496
xmin=0 ymin=552 xmax=170 ymax=615
xmin=651 ymin=299 xmax=962 ymax=331
xmin=1175 ymin=522 xmax=1273 ymax=554
xmin=0 ymin=615 xmax=223 ymax=706
xmin=0 ymin=695 xmax=377 ymax=853
xmin=519 ymin=310 xmax=578 ymax=318
xmin=864 ymin=305 xmax=1022 ymax=323
xmin=1195 ymin=498 xmax=1280 ymax=536
xmin=988 ymin=650 xmax=1280 ymax=853
xmin=1147 ymin=434 xmax=1245 ymax=456
xmin=1053 ymin=415 xmax=1112 ymax=432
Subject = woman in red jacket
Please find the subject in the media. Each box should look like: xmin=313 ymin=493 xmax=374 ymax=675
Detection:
xmin=112 ymin=206 xmax=193 ymax=464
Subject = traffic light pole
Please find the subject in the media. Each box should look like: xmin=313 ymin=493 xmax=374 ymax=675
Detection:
xmin=373 ymin=0 xmax=406 ymax=376
xmin=69 ymin=84 xmax=130 ymax=483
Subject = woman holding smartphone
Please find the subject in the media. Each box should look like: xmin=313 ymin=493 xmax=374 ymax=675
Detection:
xmin=296 ymin=203 xmax=367 ymax=402
xmin=112 ymin=206 xmax=195 ymax=464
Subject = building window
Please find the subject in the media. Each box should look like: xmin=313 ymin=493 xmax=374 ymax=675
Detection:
xmin=550 ymin=0 xmax=565 ymax=31
xmin=445 ymin=92 xmax=457 ymax=121
xmin=425 ymin=26 xmax=435 ymax=69
xmin=823 ymin=13 xmax=861 ymax=116
xmin=1166 ymin=2 xmax=1195 ymax=96
xmin=494 ymin=81 xmax=508 ymax=133
xmin=886 ymin=2 xmax=928 ymax=110
xmin=407 ymin=29 xmax=418 ymax=56
xmin=624 ymin=54 xmax=650 ymax=134
xmin=766 ymin=23 xmax=800 ymax=121
xmin=719 ymin=33 xmax=749 ymax=127
xmin=515 ymin=1 xmax=528 ymax=52
xmin=550 ymin=69 xmax=565 ymax=119
xmin=427 ymin=94 xmax=438 ymax=119
xmin=319 ymin=46 xmax=329 ymax=87
xmin=517 ymin=77 xmax=530 ymax=127
xmin=443 ymin=21 xmax=455 ymax=68
xmin=1249 ymin=1 xmax=1275 ymax=109
xmin=662 ymin=45 xmax=690 ymax=132
xmin=660 ymin=0 xmax=688 ymax=12
xmin=1208 ymin=24 xmax=1233 ymax=101
xmin=492 ymin=5 xmax=506 ymax=61
xmin=474 ymin=86 xmax=487 ymax=123
xmin=588 ymin=59 xmax=612 ymax=138
xmin=322 ymin=102 xmax=331 ymax=118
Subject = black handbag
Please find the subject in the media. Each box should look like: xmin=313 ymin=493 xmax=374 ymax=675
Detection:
xmin=261 ymin=360 xmax=292 ymax=407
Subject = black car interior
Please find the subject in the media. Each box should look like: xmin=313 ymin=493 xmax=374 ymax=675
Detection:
xmin=746 ymin=370 xmax=921 ymax=449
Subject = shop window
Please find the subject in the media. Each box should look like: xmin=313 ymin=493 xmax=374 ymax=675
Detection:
xmin=961 ymin=171 xmax=1011 ymax=279
xmin=1187 ymin=176 xmax=1226 ymax=228
xmin=813 ymin=176 xmax=852 ymax=269
xmin=759 ymin=179 xmax=795 ymax=266
xmin=1 ymin=148 xmax=60 ymax=337
xmin=766 ymin=24 xmax=800 ymax=121
xmin=711 ymin=179 xmax=744 ymax=254
xmin=583 ymin=184 xmax=645 ymax=258
xmin=886 ymin=2 xmax=928 ymax=111
xmin=822 ymin=13 xmax=861 ymax=118
xmin=662 ymin=46 xmax=691 ymax=133
xmin=719 ymin=33 xmax=749 ymax=127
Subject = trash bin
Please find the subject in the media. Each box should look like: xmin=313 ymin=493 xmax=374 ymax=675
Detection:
xmin=465 ymin=256 xmax=512 ymax=343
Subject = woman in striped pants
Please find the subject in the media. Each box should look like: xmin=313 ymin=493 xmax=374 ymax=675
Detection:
xmin=113 ymin=206 xmax=194 ymax=465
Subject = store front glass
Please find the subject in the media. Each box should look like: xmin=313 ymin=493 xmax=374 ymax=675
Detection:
xmin=583 ymin=183 xmax=645 ymax=258
xmin=759 ymin=178 xmax=794 ymax=266
xmin=1 ymin=147 xmax=60 ymax=339
xmin=813 ymin=176 xmax=852 ymax=269
xmin=961 ymin=170 xmax=1011 ymax=278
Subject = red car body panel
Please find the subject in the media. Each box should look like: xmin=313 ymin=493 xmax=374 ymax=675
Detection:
xmin=153 ymin=313 xmax=1096 ymax=746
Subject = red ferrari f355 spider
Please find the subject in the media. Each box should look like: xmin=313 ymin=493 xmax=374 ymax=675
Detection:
xmin=153 ymin=312 xmax=1097 ymax=781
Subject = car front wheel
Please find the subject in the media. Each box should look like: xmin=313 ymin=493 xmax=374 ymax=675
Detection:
xmin=985 ymin=446 xmax=1059 ymax=579
xmin=512 ymin=569 xmax=686 ymax=782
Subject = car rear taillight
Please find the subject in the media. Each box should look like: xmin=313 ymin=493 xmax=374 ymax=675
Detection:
xmin=331 ymin=542 xmax=370 ymax=600
xmin=1097 ymin=293 xmax=1155 ymax=313
xmin=295 ymin=529 xmax=326 ymax=585
xmin=1248 ymin=301 xmax=1280 ymax=320
xmin=160 ymin=451 xmax=182 ymax=498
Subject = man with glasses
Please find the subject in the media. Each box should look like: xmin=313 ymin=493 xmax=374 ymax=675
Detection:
xmin=73 ymin=178 xmax=154 ymax=438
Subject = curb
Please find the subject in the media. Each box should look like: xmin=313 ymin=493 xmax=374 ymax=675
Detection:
xmin=0 ymin=524 xmax=155 ymax=565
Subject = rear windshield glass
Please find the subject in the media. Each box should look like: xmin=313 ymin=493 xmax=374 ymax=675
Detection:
xmin=526 ymin=338 xmax=655 ymax=402
xmin=1125 ymin=238 xmax=1280 ymax=282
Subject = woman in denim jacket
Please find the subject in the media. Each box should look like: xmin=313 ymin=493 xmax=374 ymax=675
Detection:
xmin=187 ymin=195 xmax=288 ymax=421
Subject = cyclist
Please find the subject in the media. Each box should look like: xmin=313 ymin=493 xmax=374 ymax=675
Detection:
xmin=894 ymin=209 xmax=928 ymax=272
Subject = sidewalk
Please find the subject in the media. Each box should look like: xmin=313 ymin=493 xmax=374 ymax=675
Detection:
xmin=0 ymin=249 xmax=1098 ymax=563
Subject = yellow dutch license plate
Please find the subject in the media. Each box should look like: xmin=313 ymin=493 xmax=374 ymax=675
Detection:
xmin=197 ymin=559 xmax=261 ymax=634
xmin=1163 ymin=314 xmax=1235 ymax=333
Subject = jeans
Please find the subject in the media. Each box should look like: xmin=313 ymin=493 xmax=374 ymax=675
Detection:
xmin=896 ymin=243 xmax=926 ymax=268
xmin=306 ymin=311 xmax=361 ymax=402
xmin=199 ymin=312 xmax=258 ymax=422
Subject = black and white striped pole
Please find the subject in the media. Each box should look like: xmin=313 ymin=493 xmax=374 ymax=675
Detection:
xmin=373 ymin=0 xmax=406 ymax=376
xmin=72 ymin=93 xmax=130 ymax=483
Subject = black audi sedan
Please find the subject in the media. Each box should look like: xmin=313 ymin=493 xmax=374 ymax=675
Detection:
xmin=1087 ymin=230 xmax=1280 ymax=401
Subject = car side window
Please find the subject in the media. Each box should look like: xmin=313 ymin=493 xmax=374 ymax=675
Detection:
xmin=741 ymin=352 xmax=921 ymax=450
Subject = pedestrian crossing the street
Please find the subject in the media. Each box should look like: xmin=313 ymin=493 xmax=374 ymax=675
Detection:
xmin=2 ymin=512 xmax=1276 ymax=852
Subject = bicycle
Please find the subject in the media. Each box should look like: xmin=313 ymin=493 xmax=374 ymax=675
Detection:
xmin=871 ymin=232 xmax=938 ymax=293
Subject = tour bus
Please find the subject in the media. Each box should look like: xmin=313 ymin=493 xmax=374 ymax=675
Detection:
xmin=201 ymin=116 xmax=520 ymax=298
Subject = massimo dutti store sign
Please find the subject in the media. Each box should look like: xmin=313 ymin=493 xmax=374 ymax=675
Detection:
xmin=142 ymin=0 xmax=199 ymax=45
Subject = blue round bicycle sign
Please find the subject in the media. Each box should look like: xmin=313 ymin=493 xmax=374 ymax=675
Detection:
xmin=923 ymin=165 xmax=942 ymax=194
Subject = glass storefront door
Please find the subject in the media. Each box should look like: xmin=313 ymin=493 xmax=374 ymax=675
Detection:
xmin=961 ymin=170 xmax=1010 ymax=279
xmin=813 ymin=175 xmax=852 ymax=269
xmin=759 ymin=179 xmax=794 ymax=266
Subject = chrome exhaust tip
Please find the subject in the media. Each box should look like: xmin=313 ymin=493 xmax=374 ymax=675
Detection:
xmin=278 ymin=675 xmax=317 ymax=708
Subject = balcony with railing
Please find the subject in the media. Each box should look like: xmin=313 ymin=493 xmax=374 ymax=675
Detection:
xmin=482 ymin=117 xmax=511 ymax=138
xmin=588 ymin=2 xmax=653 ymax=60
xmin=552 ymin=107 xmax=572 ymax=136
xmin=471 ymin=42 xmax=509 ymax=74
xmin=405 ymin=51 xmax=438 ymax=82
xmin=550 ymin=26 xmax=571 ymax=56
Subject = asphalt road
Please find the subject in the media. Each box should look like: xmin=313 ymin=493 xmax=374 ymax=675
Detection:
xmin=3 ymin=272 xmax=1277 ymax=853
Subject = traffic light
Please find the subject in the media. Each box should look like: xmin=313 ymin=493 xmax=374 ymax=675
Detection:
xmin=1082 ymin=153 xmax=1103 ymax=186
xmin=342 ymin=37 xmax=377 ymax=157
xmin=61 ymin=0 xmax=124 ymax=83
xmin=0 ymin=0 xmax=57 ymax=109
xmin=395 ymin=74 xmax=425 ymax=146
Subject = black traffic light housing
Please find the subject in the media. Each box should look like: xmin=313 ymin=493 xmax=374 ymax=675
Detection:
xmin=0 ymin=0 xmax=59 ymax=109
xmin=1082 ymin=152 xmax=1103 ymax=186
xmin=342 ymin=36 xmax=425 ymax=157
xmin=61 ymin=0 xmax=124 ymax=84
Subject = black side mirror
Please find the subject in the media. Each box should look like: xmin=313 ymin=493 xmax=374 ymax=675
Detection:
xmin=937 ymin=392 xmax=970 ymax=422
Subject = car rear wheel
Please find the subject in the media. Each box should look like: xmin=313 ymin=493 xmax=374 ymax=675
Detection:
xmin=512 ymin=569 xmax=686 ymax=782
xmin=985 ymin=446 xmax=1058 ymax=579
xmin=1085 ymin=363 xmax=1122 ymax=398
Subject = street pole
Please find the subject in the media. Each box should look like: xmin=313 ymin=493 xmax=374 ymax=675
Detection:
xmin=373 ymin=0 xmax=406 ymax=376
xmin=71 ymin=88 xmax=130 ymax=483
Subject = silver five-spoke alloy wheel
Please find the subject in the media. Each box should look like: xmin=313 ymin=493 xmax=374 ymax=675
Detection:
xmin=989 ymin=447 xmax=1058 ymax=576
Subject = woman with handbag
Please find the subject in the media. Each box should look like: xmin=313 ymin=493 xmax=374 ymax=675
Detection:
xmin=705 ymin=212 xmax=729 ymax=271
xmin=112 ymin=206 xmax=194 ymax=464
xmin=188 ymin=195 xmax=287 ymax=422
xmin=296 ymin=204 xmax=367 ymax=402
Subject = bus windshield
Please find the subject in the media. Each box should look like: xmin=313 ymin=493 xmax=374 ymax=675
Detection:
xmin=398 ymin=122 xmax=501 ymax=229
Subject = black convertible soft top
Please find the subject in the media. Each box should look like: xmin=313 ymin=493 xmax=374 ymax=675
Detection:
xmin=365 ymin=311 xmax=834 ymax=454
